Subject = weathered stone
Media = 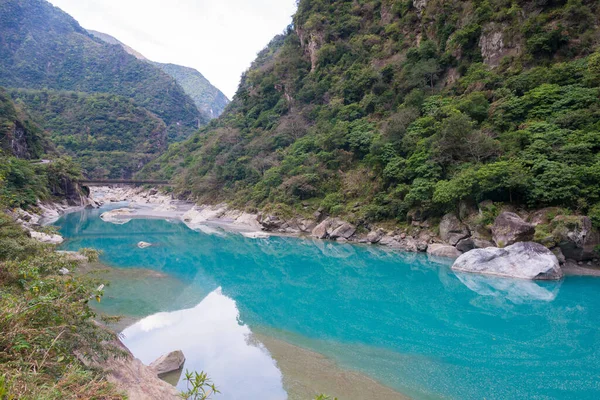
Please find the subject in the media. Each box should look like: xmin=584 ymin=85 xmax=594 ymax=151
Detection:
xmin=551 ymin=247 xmax=566 ymax=265
xmin=456 ymin=238 xmax=475 ymax=253
xmin=30 ymin=230 xmax=64 ymax=244
xmin=329 ymin=223 xmax=356 ymax=239
xmin=491 ymin=212 xmax=535 ymax=247
xmin=427 ymin=243 xmax=461 ymax=258
xmin=58 ymin=268 xmax=70 ymax=275
xmin=552 ymin=216 xmax=599 ymax=261
xmin=260 ymin=214 xmax=285 ymax=230
xmin=439 ymin=213 xmax=470 ymax=246
xmin=311 ymin=219 xmax=331 ymax=239
xmin=472 ymin=238 xmax=495 ymax=249
xmin=366 ymin=229 xmax=385 ymax=243
xmin=150 ymin=350 xmax=186 ymax=376
xmin=452 ymin=242 xmax=563 ymax=280
xmin=528 ymin=207 xmax=563 ymax=226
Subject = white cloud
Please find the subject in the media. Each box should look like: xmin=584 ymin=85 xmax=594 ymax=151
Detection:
xmin=48 ymin=0 xmax=297 ymax=98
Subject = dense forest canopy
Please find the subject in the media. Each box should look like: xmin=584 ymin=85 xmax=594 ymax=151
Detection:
xmin=140 ymin=0 xmax=600 ymax=227
xmin=10 ymin=89 xmax=168 ymax=179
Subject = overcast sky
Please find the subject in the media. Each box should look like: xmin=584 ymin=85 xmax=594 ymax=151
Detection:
xmin=48 ymin=0 xmax=297 ymax=98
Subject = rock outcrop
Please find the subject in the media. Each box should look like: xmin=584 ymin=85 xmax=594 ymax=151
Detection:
xmin=427 ymin=243 xmax=462 ymax=258
xmin=491 ymin=212 xmax=535 ymax=247
xmin=452 ymin=242 xmax=563 ymax=280
xmin=439 ymin=213 xmax=470 ymax=246
xmin=150 ymin=350 xmax=186 ymax=376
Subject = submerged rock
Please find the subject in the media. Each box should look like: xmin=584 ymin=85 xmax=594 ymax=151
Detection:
xmin=138 ymin=241 xmax=152 ymax=249
xmin=427 ymin=243 xmax=462 ymax=259
xmin=150 ymin=350 xmax=186 ymax=376
xmin=491 ymin=212 xmax=535 ymax=247
xmin=452 ymin=242 xmax=563 ymax=280
xmin=100 ymin=208 xmax=135 ymax=225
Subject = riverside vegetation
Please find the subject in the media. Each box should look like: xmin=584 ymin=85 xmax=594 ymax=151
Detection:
xmin=140 ymin=0 xmax=600 ymax=248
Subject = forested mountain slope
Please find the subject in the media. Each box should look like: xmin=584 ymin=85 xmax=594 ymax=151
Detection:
xmin=87 ymin=30 xmax=230 ymax=119
xmin=0 ymin=88 xmax=51 ymax=160
xmin=0 ymin=0 xmax=204 ymax=141
xmin=10 ymin=89 xmax=168 ymax=179
xmin=142 ymin=0 xmax=600 ymax=227
xmin=152 ymin=62 xmax=230 ymax=119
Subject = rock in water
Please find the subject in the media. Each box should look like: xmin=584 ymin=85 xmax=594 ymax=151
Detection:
xmin=491 ymin=212 xmax=534 ymax=247
xmin=452 ymin=242 xmax=563 ymax=280
xmin=150 ymin=350 xmax=186 ymax=376
xmin=427 ymin=243 xmax=462 ymax=259
xmin=138 ymin=241 xmax=152 ymax=249
xmin=329 ymin=222 xmax=356 ymax=240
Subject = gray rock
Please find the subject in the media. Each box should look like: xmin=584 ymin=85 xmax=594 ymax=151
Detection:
xmin=58 ymin=267 xmax=70 ymax=275
xmin=150 ymin=350 xmax=186 ymax=376
xmin=455 ymin=238 xmax=475 ymax=253
xmin=311 ymin=219 xmax=331 ymax=239
xmin=366 ymin=229 xmax=385 ymax=243
xmin=555 ymin=216 xmax=599 ymax=261
xmin=491 ymin=212 xmax=535 ymax=247
xmin=439 ymin=213 xmax=470 ymax=246
xmin=452 ymin=242 xmax=563 ymax=280
xmin=472 ymin=238 xmax=495 ymax=249
xmin=427 ymin=243 xmax=461 ymax=258
xmin=330 ymin=222 xmax=356 ymax=240
xmin=551 ymin=247 xmax=566 ymax=265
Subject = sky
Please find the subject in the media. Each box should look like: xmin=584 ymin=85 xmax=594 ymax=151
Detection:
xmin=48 ymin=0 xmax=297 ymax=99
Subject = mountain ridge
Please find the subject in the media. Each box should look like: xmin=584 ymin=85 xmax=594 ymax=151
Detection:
xmin=88 ymin=29 xmax=230 ymax=119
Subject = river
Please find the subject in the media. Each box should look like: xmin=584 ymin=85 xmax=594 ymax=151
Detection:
xmin=55 ymin=206 xmax=600 ymax=400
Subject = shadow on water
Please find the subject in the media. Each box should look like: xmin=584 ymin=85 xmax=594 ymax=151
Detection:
xmin=55 ymin=208 xmax=600 ymax=400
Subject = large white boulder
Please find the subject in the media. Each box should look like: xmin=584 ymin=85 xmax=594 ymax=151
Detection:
xmin=452 ymin=242 xmax=563 ymax=280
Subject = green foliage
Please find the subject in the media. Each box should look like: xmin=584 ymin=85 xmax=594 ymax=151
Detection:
xmin=0 ymin=212 xmax=124 ymax=399
xmin=180 ymin=370 xmax=219 ymax=400
xmin=0 ymin=0 xmax=203 ymax=141
xmin=10 ymin=89 xmax=168 ymax=178
xmin=141 ymin=0 xmax=600 ymax=224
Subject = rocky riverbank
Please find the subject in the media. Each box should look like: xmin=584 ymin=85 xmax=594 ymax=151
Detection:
xmin=29 ymin=185 xmax=600 ymax=279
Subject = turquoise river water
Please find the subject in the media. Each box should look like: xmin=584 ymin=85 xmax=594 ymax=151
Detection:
xmin=55 ymin=207 xmax=600 ymax=400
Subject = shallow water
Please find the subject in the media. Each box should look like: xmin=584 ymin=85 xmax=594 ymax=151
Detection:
xmin=56 ymin=207 xmax=600 ymax=400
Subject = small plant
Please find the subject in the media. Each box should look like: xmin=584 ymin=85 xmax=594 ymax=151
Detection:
xmin=78 ymin=248 xmax=102 ymax=262
xmin=315 ymin=395 xmax=338 ymax=400
xmin=180 ymin=370 xmax=219 ymax=400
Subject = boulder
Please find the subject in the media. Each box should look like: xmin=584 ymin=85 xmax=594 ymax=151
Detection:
xmin=455 ymin=238 xmax=475 ymax=253
xmin=553 ymin=216 xmax=599 ymax=261
xmin=30 ymin=230 xmax=64 ymax=244
xmin=551 ymin=247 xmax=566 ymax=265
xmin=150 ymin=350 xmax=186 ymax=376
xmin=366 ymin=229 xmax=385 ymax=243
xmin=452 ymin=242 xmax=563 ymax=280
xmin=439 ymin=213 xmax=470 ymax=246
xmin=472 ymin=238 xmax=495 ymax=249
xmin=311 ymin=219 xmax=331 ymax=239
xmin=329 ymin=222 xmax=356 ymax=240
xmin=427 ymin=243 xmax=462 ymax=258
xmin=491 ymin=212 xmax=535 ymax=247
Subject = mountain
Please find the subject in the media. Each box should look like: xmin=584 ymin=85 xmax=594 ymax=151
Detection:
xmin=10 ymin=89 xmax=168 ymax=179
xmin=0 ymin=0 xmax=204 ymax=141
xmin=141 ymin=0 xmax=600 ymax=227
xmin=0 ymin=87 xmax=52 ymax=159
xmin=87 ymin=29 xmax=148 ymax=60
xmin=88 ymin=30 xmax=230 ymax=119
xmin=152 ymin=62 xmax=230 ymax=119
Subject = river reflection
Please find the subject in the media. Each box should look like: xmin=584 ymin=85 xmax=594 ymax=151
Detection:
xmin=122 ymin=288 xmax=287 ymax=400
xmin=56 ymin=208 xmax=600 ymax=400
